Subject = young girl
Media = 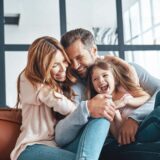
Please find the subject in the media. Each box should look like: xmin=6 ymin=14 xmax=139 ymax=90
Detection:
xmin=87 ymin=59 xmax=151 ymax=139
xmin=11 ymin=36 xmax=108 ymax=160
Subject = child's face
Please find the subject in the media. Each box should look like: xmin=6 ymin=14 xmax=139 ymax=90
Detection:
xmin=50 ymin=50 xmax=68 ymax=82
xmin=91 ymin=67 xmax=115 ymax=94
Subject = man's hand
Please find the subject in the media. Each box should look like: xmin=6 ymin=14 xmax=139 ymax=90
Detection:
xmin=118 ymin=118 xmax=139 ymax=145
xmin=87 ymin=94 xmax=116 ymax=121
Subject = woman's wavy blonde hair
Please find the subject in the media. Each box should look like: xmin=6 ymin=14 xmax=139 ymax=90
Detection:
xmin=16 ymin=36 xmax=77 ymax=107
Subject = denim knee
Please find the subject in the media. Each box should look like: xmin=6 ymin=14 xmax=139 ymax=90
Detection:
xmin=75 ymin=118 xmax=110 ymax=160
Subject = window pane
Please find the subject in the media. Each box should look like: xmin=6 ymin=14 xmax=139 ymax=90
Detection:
xmin=152 ymin=0 xmax=160 ymax=25
xmin=132 ymin=36 xmax=142 ymax=44
xmin=140 ymin=0 xmax=152 ymax=32
xmin=125 ymin=51 xmax=160 ymax=78
xmin=154 ymin=25 xmax=160 ymax=44
xmin=5 ymin=51 xmax=27 ymax=107
xmin=66 ymin=0 xmax=117 ymax=45
xmin=123 ymin=10 xmax=131 ymax=43
xmin=122 ymin=0 xmax=142 ymax=44
xmin=142 ymin=30 xmax=153 ymax=44
xmin=4 ymin=0 xmax=60 ymax=44
xmin=123 ymin=0 xmax=157 ymax=45
xmin=130 ymin=2 xmax=141 ymax=38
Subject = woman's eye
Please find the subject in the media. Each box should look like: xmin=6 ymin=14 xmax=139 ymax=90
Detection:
xmin=52 ymin=64 xmax=58 ymax=68
xmin=103 ymin=74 xmax=108 ymax=77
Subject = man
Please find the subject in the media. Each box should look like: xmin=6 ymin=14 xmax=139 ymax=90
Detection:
xmin=55 ymin=28 xmax=160 ymax=159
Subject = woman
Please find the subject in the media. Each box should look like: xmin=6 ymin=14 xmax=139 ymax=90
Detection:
xmin=11 ymin=36 xmax=108 ymax=160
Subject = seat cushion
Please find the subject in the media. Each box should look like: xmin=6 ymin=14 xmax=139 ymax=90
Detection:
xmin=100 ymin=140 xmax=160 ymax=160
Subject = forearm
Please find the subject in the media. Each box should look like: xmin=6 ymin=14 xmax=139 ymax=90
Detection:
xmin=129 ymin=63 xmax=160 ymax=122
xmin=129 ymin=91 xmax=158 ymax=123
xmin=126 ymin=94 xmax=150 ymax=108
xmin=105 ymin=55 xmax=139 ymax=84
xmin=38 ymin=87 xmax=76 ymax=115
xmin=55 ymin=101 xmax=90 ymax=146
xmin=53 ymin=94 xmax=76 ymax=115
xmin=104 ymin=55 xmax=130 ymax=70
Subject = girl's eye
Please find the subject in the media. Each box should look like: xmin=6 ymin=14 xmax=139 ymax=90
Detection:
xmin=93 ymin=78 xmax=97 ymax=81
xmin=103 ymin=74 xmax=108 ymax=77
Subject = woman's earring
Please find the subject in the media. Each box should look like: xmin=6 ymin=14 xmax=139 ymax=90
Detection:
xmin=45 ymin=74 xmax=51 ymax=83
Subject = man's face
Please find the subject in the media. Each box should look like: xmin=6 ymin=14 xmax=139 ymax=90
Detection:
xmin=65 ymin=40 xmax=97 ymax=78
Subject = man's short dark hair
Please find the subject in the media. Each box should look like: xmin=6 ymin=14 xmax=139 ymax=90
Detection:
xmin=61 ymin=28 xmax=95 ymax=50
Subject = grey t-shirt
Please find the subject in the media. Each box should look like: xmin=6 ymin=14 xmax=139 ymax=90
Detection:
xmin=129 ymin=63 xmax=160 ymax=123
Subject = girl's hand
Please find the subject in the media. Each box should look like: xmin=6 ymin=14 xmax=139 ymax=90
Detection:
xmin=114 ymin=94 xmax=133 ymax=109
xmin=114 ymin=99 xmax=126 ymax=109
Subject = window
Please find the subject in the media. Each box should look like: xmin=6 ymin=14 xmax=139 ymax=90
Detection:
xmin=125 ymin=51 xmax=160 ymax=78
xmin=4 ymin=0 xmax=60 ymax=44
xmin=1 ymin=0 xmax=160 ymax=106
xmin=123 ymin=0 xmax=160 ymax=77
xmin=66 ymin=0 xmax=117 ymax=45
xmin=123 ymin=0 xmax=160 ymax=45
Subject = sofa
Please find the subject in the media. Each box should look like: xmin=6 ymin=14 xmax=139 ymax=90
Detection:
xmin=0 ymin=108 xmax=21 ymax=160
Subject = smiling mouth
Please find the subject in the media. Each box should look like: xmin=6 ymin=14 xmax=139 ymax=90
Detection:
xmin=100 ymin=85 xmax=109 ymax=93
xmin=55 ymin=73 xmax=66 ymax=79
xmin=77 ymin=67 xmax=87 ymax=77
xmin=78 ymin=67 xmax=85 ymax=73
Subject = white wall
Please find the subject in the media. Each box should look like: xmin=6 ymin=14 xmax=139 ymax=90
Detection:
xmin=4 ymin=0 xmax=60 ymax=43
xmin=4 ymin=0 xmax=60 ymax=107
xmin=5 ymin=52 xmax=27 ymax=107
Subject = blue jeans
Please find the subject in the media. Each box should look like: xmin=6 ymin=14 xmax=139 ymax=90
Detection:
xmin=17 ymin=118 xmax=110 ymax=160
xmin=99 ymin=91 xmax=160 ymax=160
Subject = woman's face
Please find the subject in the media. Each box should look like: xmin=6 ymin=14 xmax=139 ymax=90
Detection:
xmin=91 ymin=67 xmax=116 ymax=94
xmin=50 ymin=50 xmax=68 ymax=82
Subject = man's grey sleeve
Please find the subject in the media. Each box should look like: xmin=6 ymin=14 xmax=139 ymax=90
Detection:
xmin=129 ymin=63 xmax=160 ymax=123
xmin=55 ymin=101 xmax=90 ymax=147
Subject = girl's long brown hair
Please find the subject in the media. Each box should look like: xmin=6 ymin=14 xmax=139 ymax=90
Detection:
xmin=16 ymin=36 xmax=77 ymax=107
xmin=87 ymin=59 xmax=148 ymax=99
